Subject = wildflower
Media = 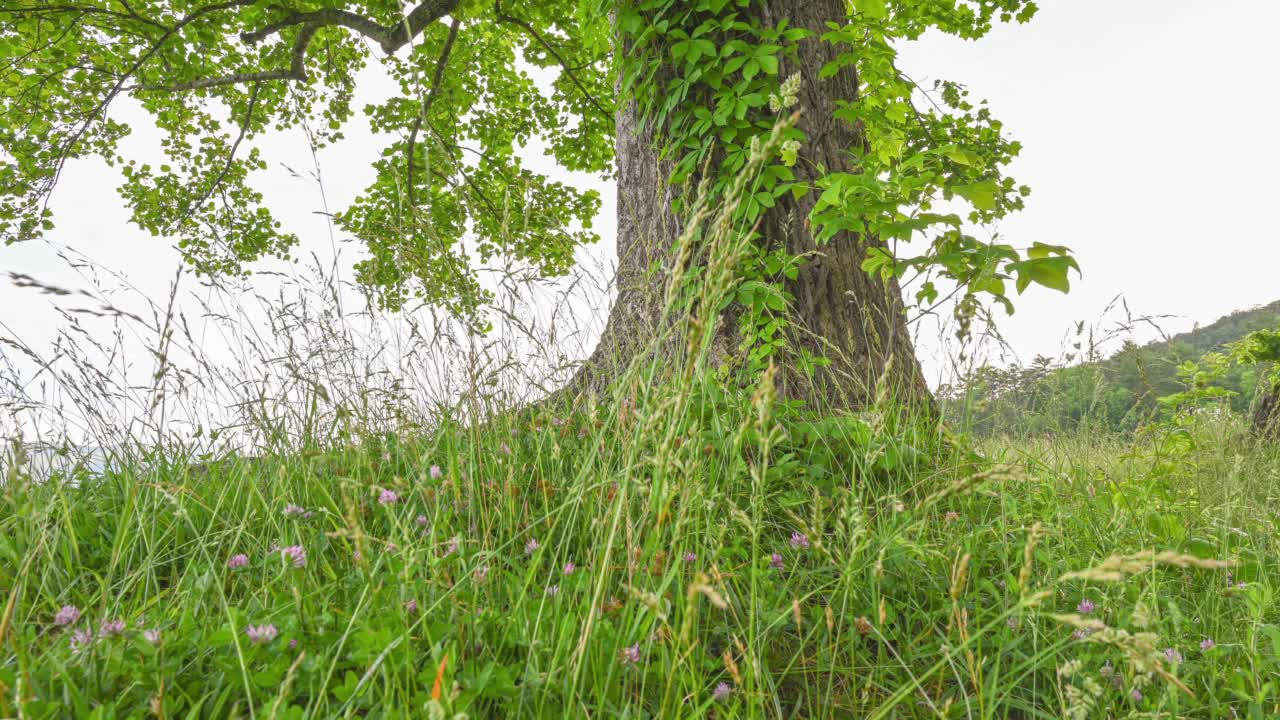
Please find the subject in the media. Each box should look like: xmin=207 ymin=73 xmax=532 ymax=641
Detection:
xmin=352 ymin=550 xmax=362 ymax=561
xmin=770 ymin=553 xmax=785 ymax=571
xmin=944 ymin=510 xmax=960 ymax=522
xmin=227 ymin=553 xmax=249 ymax=570
xmin=525 ymin=538 xmax=540 ymax=555
xmin=98 ymin=619 xmax=125 ymax=638
xmin=1007 ymin=615 xmax=1019 ymax=629
xmin=1200 ymin=637 xmax=1216 ymax=651
xmin=405 ymin=599 xmax=418 ymax=614
xmin=430 ymin=465 xmax=443 ymax=480
xmin=500 ymin=443 xmax=512 ymax=457
xmin=283 ymin=503 xmax=312 ymax=518
xmin=1099 ymin=661 xmax=1114 ymax=678
xmin=620 ymin=642 xmax=641 ymax=665
xmin=789 ymin=532 xmax=810 ymax=550
xmin=684 ymin=552 xmax=697 ymax=564
xmin=69 ymin=628 xmax=93 ymax=652
xmin=1130 ymin=688 xmax=1143 ymax=702
xmin=289 ymin=639 xmax=298 ymax=650
xmin=280 ymin=544 xmax=306 ymax=568
xmin=1076 ymin=598 xmax=1096 ymax=615
xmin=386 ymin=543 xmax=398 ymax=554
xmin=143 ymin=629 xmax=160 ymax=645
xmin=1072 ymin=628 xmax=1094 ymax=641
xmin=713 ymin=682 xmax=733 ymax=701
xmin=245 ymin=624 xmax=278 ymax=645
xmin=547 ymin=584 xmax=560 ymax=598
xmin=416 ymin=514 xmax=430 ymax=527
xmin=378 ymin=489 xmax=398 ymax=505
xmin=475 ymin=565 xmax=489 ymax=582
xmin=445 ymin=537 xmax=459 ymax=556
xmin=563 ymin=562 xmax=576 ymax=575
xmin=54 ymin=605 xmax=81 ymax=626
xmin=1164 ymin=647 xmax=1183 ymax=664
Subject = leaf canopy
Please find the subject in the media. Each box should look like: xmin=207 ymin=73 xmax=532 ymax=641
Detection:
xmin=1 ymin=0 xmax=1074 ymax=332
xmin=1 ymin=0 xmax=614 ymax=318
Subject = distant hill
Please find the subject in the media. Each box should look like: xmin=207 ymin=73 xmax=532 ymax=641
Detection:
xmin=1135 ymin=299 xmax=1280 ymax=358
xmin=942 ymin=300 xmax=1280 ymax=435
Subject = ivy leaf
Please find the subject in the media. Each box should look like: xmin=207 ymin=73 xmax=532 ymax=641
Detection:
xmin=861 ymin=247 xmax=898 ymax=280
xmin=1026 ymin=241 xmax=1073 ymax=259
xmin=1010 ymin=256 xmax=1079 ymax=294
xmin=853 ymin=0 xmax=889 ymax=20
xmin=952 ymin=182 xmax=998 ymax=212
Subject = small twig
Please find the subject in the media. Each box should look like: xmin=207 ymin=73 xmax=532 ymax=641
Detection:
xmin=406 ymin=16 xmax=462 ymax=212
xmin=493 ymin=1 xmax=611 ymax=121
xmin=170 ymin=79 xmax=264 ymax=234
xmin=137 ymin=23 xmax=317 ymax=92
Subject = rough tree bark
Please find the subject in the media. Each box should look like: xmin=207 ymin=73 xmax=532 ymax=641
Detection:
xmin=1252 ymin=381 xmax=1280 ymax=441
xmin=570 ymin=0 xmax=932 ymax=414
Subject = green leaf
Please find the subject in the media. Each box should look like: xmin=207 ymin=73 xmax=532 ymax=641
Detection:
xmin=853 ymin=0 xmax=889 ymax=20
xmin=1011 ymin=256 xmax=1078 ymax=294
xmin=952 ymin=182 xmax=998 ymax=212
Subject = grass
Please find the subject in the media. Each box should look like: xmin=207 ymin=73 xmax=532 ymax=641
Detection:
xmin=3 ymin=381 xmax=1279 ymax=718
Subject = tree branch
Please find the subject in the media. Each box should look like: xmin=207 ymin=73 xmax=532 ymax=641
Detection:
xmin=138 ymin=23 xmax=317 ymax=92
xmin=240 ymin=0 xmax=460 ymax=55
xmin=406 ymin=16 xmax=461 ymax=211
xmin=171 ymin=80 xmax=263 ymax=233
xmin=41 ymin=0 xmax=255 ymax=228
xmin=493 ymin=1 xmax=611 ymax=121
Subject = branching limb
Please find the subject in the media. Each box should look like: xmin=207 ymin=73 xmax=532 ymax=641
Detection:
xmin=239 ymin=0 xmax=461 ymax=55
xmin=406 ymin=16 xmax=461 ymax=211
xmin=137 ymin=23 xmax=318 ymax=92
xmin=42 ymin=0 xmax=255 ymax=226
xmin=172 ymin=79 xmax=263 ymax=233
xmin=493 ymin=1 xmax=611 ymax=121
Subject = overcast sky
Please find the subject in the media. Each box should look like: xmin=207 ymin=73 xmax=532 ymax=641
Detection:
xmin=3 ymin=0 xmax=1279 ymax=396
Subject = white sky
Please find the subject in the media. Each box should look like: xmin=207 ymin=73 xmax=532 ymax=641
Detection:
xmin=3 ymin=0 xmax=1279 ymax=403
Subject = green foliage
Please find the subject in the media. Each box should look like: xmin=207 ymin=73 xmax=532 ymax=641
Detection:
xmin=946 ymin=301 xmax=1280 ymax=436
xmin=0 ymin=0 xmax=613 ymax=318
xmin=618 ymin=0 xmax=1077 ymax=372
xmin=3 ymin=0 xmax=1073 ymax=343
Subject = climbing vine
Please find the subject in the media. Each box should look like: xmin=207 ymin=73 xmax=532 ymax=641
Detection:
xmin=614 ymin=0 xmax=1079 ymax=375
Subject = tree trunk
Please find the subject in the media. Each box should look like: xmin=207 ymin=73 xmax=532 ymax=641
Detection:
xmin=1252 ymin=380 xmax=1280 ymax=441
xmin=570 ymin=0 xmax=932 ymax=414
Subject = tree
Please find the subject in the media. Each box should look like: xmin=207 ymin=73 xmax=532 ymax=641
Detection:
xmin=1252 ymin=382 xmax=1280 ymax=440
xmin=1 ymin=0 xmax=1077 ymax=411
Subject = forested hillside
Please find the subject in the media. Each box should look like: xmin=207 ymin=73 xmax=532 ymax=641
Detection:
xmin=942 ymin=300 xmax=1280 ymax=435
